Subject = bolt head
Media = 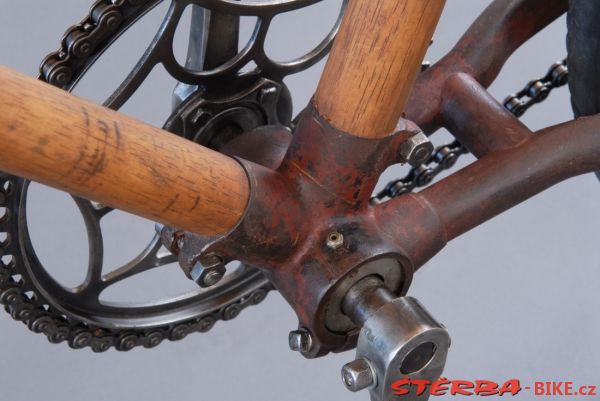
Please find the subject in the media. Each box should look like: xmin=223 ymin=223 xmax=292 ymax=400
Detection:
xmin=341 ymin=358 xmax=375 ymax=392
xmin=203 ymin=269 xmax=223 ymax=287
xmin=190 ymin=254 xmax=225 ymax=288
xmin=400 ymin=132 xmax=434 ymax=167
xmin=326 ymin=231 xmax=344 ymax=250
xmin=288 ymin=329 xmax=313 ymax=353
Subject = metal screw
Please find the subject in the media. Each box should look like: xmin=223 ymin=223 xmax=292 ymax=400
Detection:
xmin=341 ymin=358 xmax=375 ymax=392
xmin=399 ymin=132 xmax=434 ymax=167
xmin=326 ymin=231 xmax=344 ymax=250
xmin=203 ymin=270 xmax=223 ymax=287
xmin=288 ymin=328 xmax=313 ymax=353
xmin=190 ymin=253 xmax=226 ymax=288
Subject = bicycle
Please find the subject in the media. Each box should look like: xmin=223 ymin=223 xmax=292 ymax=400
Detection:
xmin=0 ymin=1 xmax=598 ymax=400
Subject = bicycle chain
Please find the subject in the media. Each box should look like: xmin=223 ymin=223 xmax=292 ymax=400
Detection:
xmin=39 ymin=0 xmax=161 ymax=89
xmin=372 ymin=60 xmax=569 ymax=203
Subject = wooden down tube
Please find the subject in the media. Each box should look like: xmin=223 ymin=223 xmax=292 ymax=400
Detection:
xmin=315 ymin=0 xmax=446 ymax=139
xmin=0 ymin=67 xmax=249 ymax=236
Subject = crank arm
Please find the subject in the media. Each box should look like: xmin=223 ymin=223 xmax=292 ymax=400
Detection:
xmin=172 ymin=5 xmax=240 ymax=107
xmin=341 ymin=277 xmax=450 ymax=401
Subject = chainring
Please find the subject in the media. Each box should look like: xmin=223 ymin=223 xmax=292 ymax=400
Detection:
xmin=0 ymin=0 xmax=346 ymax=351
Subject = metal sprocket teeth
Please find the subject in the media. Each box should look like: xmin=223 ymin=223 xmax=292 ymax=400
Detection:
xmin=0 ymin=254 xmax=272 ymax=351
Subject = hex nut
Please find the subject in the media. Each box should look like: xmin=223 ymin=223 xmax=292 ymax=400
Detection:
xmin=400 ymin=132 xmax=434 ymax=167
xmin=326 ymin=231 xmax=344 ymax=250
xmin=341 ymin=358 xmax=375 ymax=392
xmin=190 ymin=254 xmax=226 ymax=288
xmin=288 ymin=328 xmax=313 ymax=353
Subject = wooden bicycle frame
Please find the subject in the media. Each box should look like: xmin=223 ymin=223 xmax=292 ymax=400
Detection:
xmin=0 ymin=0 xmax=598 ymax=356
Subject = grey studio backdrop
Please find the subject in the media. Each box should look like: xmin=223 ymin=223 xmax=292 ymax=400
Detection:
xmin=0 ymin=1 xmax=599 ymax=401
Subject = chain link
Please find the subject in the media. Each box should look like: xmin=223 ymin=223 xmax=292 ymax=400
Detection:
xmin=372 ymin=60 xmax=569 ymax=203
xmin=39 ymin=0 xmax=157 ymax=89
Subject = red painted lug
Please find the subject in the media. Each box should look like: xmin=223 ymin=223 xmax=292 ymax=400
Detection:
xmin=170 ymin=104 xmax=424 ymax=357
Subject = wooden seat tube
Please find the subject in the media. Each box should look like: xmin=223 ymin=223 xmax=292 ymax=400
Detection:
xmin=314 ymin=0 xmax=446 ymax=139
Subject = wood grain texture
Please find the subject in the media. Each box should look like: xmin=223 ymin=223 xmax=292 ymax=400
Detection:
xmin=0 ymin=66 xmax=249 ymax=236
xmin=314 ymin=0 xmax=445 ymax=138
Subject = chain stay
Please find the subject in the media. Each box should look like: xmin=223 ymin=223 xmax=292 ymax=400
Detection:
xmin=373 ymin=60 xmax=569 ymax=203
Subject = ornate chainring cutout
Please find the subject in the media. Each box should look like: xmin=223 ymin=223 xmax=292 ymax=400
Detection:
xmin=0 ymin=0 xmax=346 ymax=351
